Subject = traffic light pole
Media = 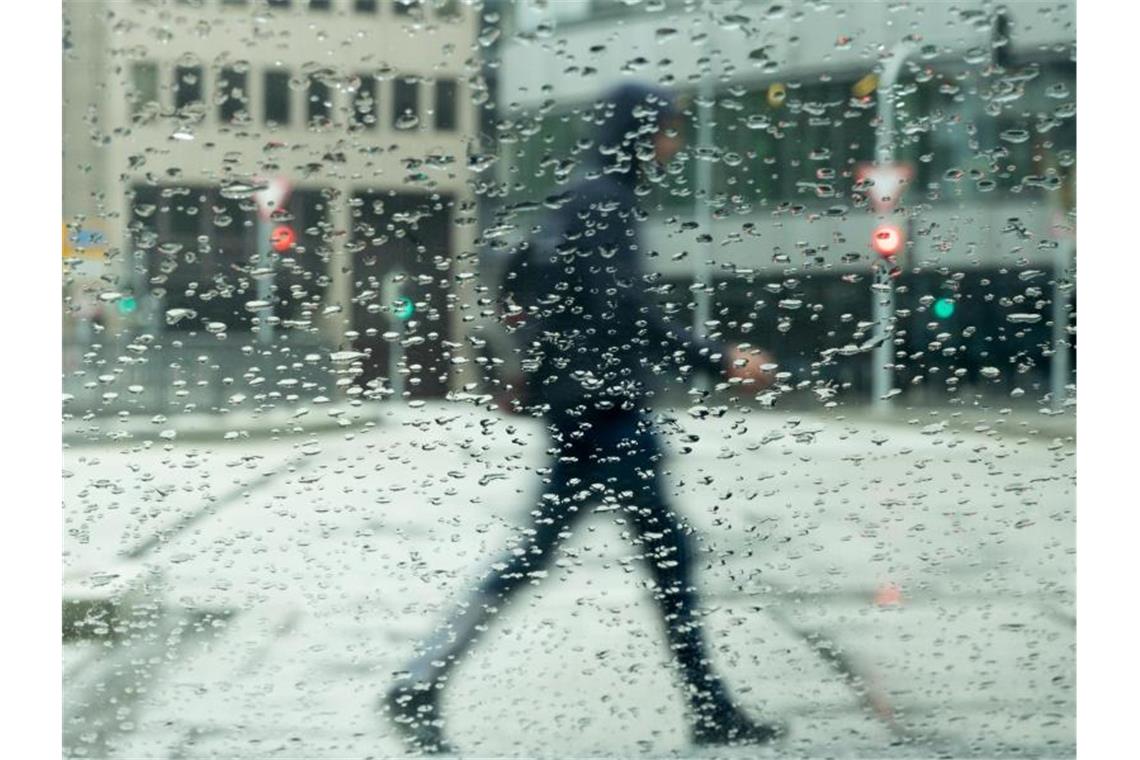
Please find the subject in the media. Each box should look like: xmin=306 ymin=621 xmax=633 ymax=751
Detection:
xmin=383 ymin=272 xmax=406 ymax=400
xmin=692 ymin=6 xmax=714 ymax=393
xmin=256 ymin=215 xmax=275 ymax=346
xmin=870 ymin=42 xmax=914 ymax=411
xmin=1050 ymin=236 xmax=1075 ymax=412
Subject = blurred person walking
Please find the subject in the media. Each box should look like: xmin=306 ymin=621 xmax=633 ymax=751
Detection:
xmin=383 ymin=82 xmax=781 ymax=754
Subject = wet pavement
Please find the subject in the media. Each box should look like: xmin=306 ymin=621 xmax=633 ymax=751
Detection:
xmin=63 ymin=403 xmax=1075 ymax=758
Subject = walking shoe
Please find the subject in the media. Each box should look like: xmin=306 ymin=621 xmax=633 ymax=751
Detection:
xmin=381 ymin=682 xmax=454 ymax=755
xmin=690 ymin=706 xmax=786 ymax=748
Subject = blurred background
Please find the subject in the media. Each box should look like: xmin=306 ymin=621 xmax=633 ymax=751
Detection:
xmin=62 ymin=1 xmax=1076 ymax=758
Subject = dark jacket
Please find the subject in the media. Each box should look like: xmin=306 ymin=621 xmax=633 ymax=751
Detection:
xmin=502 ymin=83 xmax=727 ymax=418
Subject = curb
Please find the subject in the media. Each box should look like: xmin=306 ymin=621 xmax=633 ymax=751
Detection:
xmin=63 ymin=406 xmax=386 ymax=447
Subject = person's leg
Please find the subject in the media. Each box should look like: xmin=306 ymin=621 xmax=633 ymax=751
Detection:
xmin=613 ymin=415 xmax=783 ymax=745
xmin=385 ymin=415 xmax=592 ymax=751
xmin=399 ymin=448 xmax=586 ymax=688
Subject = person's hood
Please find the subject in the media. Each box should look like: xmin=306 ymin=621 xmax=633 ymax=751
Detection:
xmin=591 ymin=82 xmax=678 ymax=186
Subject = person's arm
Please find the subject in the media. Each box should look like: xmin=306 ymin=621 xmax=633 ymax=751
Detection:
xmin=633 ymin=286 xmax=727 ymax=377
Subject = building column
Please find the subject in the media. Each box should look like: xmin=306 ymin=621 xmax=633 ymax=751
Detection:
xmin=448 ymin=190 xmax=479 ymax=395
xmin=324 ymin=184 xmax=355 ymax=350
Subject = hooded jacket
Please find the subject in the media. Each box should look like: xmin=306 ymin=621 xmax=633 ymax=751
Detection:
xmin=503 ymin=82 xmax=727 ymax=418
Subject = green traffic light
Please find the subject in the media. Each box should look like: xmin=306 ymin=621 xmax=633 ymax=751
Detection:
xmin=393 ymin=296 xmax=415 ymax=321
xmin=118 ymin=296 xmax=138 ymax=314
xmin=933 ymin=297 xmax=955 ymax=319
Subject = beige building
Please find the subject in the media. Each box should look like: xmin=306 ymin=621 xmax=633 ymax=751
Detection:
xmin=63 ymin=0 xmax=482 ymax=400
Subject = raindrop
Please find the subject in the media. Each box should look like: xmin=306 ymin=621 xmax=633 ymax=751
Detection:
xmin=468 ymin=154 xmax=497 ymax=172
xmin=1006 ymin=313 xmax=1042 ymax=324
xmin=220 ymin=179 xmax=268 ymax=199
xmin=1000 ymin=129 xmax=1031 ymax=144
xmin=745 ymin=114 xmax=770 ymax=130
xmin=963 ymin=47 xmax=987 ymax=64
xmin=165 ymin=308 xmax=197 ymax=325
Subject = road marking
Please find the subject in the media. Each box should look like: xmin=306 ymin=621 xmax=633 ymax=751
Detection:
xmin=121 ymin=453 xmax=314 ymax=560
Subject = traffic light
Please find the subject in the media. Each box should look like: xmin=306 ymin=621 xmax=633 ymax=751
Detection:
xmin=270 ymin=224 xmax=296 ymax=253
xmin=871 ymin=223 xmax=904 ymax=258
xmin=932 ymin=297 xmax=956 ymax=320
xmin=117 ymin=295 xmax=138 ymax=315
xmin=393 ymin=296 xmax=415 ymax=321
xmin=852 ymin=73 xmax=878 ymax=99
xmin=766 ymin=82 xmax=786 ymax=108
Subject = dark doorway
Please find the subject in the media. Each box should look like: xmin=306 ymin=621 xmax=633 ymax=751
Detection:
xmin=350 ymin=191 xmax=454 ymax=399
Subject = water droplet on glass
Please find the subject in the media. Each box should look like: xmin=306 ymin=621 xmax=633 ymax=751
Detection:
xmin=1000 ymin=128 xmax=1031 ymax=144
xmin=165 ymin=308 xmax=197 ymax=325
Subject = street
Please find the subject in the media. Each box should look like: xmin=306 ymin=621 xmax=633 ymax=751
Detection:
xmin=63 ymin=402 xmax=1075 ymax=759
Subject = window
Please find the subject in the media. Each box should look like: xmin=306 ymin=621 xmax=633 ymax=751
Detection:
xmin=217 ymin=67 xmax=249 ymax=124
xmin=354 ymin=0 xmax=377 ymax=11
xmin=393 ymin=76 xmax=419 ymax=129
xmin=266 ymin=0 xmax=292 ymax=8
xmin=275 ymin=189 xmax=331 ymax=324
xmin=174 ymin=65 xmax=203 ymax=111
xmin=128 ymin=61 xmax=159 ymax=120
xmin=434 ymin=78 xmax=457 ymax=131
xmin=352 ymin=74 xmax=378 ymax=131
xmin=264 ymin=69 xmax=291 ymax=125
xmin=431 ymin=0 xmax=459 ymax=17
xmin=309 ymin=0 xmax=331 ymax=10
xmin=393 ymin=0 xmax=421 ymax=15
xmin=308 ymin=75 xmax=333 ymax=126
xmin=134 ymin=185 xmax=244 ymax=332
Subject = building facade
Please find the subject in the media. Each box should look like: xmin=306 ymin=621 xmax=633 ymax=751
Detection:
xmin=63 ymin=0 xmax=483 ymax=411
xmin=490 ymin=0 xmax=1076 ymax=406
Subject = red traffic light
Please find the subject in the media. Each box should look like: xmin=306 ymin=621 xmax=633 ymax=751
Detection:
xmin=270 ymin=224 xmax=296 ymax=253
xmin=871 ymin=223 xmax=904 ymax=258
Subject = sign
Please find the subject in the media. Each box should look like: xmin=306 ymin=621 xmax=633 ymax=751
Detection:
xmin=63 ymin=223 xmax=107 ymax=260
xmin=856 ymin=162 xmax=914 ymax=214
xmin=253 ymin=177 xmax=292 ymax=221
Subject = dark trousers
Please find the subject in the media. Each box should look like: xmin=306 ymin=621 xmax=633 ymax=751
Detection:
xmin=463 ymin=409 xmax=731 ymax=713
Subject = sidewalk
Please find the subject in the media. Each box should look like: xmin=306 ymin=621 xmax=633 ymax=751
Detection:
xmin=63 ymin=407 xmax=1075 ymax=758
